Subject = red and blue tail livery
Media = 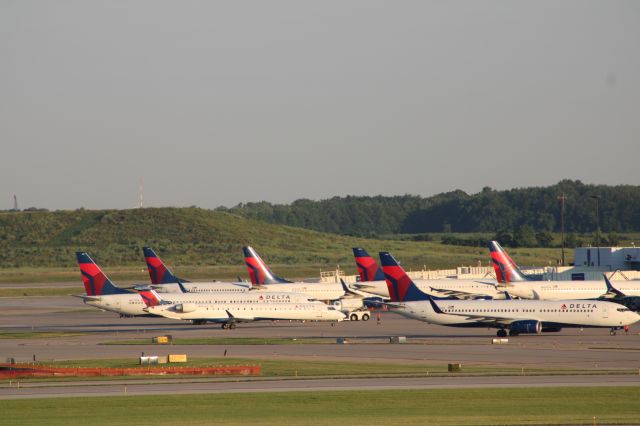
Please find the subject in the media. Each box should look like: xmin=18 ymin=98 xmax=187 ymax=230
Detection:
xmin=76 ymin=252 xmax=131 ymax=296
xmin=243 ymin=246 xmax=292 ymax=285
xmin=353 ymin=248 xmax=385 ymax=282
xmin=379 ymin=252 xmax=432 ymax=302
xmin=488 ymin=241 xmax=529 ymax=283
xmin=137 ymin=289 xmax=161 ymax=307
xmin=143 ymin=247 xmax=187 ymax=284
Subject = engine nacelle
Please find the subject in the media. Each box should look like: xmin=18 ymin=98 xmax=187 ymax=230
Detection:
xmin=174 ymin=303 xmax=198 ymax=313
xmin=333 ymin=298 xmax=364 ymax=311
xmin=541 ymin=325 xmax=562 ymax=333
xmin=509 ymin=320 xmax=542 ymax=334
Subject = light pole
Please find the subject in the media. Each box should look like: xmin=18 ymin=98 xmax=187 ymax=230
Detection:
xmin=558 ymin=193 xmax=566 ymax=266
xmin=590 ymin=195 xmax=601 ymax=246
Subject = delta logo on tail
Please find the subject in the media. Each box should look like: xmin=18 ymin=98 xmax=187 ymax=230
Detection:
xmin=138 ymin=289 xmax=160 ymax=307
xmin=353 ymin=248 xmax=385 ymax=282
xmin=76 ymin=252 xmax=130 ymax=296
xmin=242 ymin=246 xmax=291 ymax=285
xmin=379 ymin=252 xmax=429 ymax=302
xmin=488 ymin=241 xmax=529 ymax=283
xmin=143 ymin=247 xmax=182 ymax=284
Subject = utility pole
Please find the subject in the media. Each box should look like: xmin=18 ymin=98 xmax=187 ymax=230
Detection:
xmin=558 ymin=192 xmax=566 ymax=266
xmin=590 ymin=195 xmax=601 ymax=246
xmin=138 ymin=177 xmax=144 ymax=208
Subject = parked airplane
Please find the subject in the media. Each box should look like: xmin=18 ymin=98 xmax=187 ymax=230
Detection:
xmin=489 ymin=241 xmax=640 ymax=300
xmin=143 ymin=247 xmax=250 ymax=293
xmin=73 ymin=252 xmax=149 ymax=316
xmin=380 ymin=251 xmax=639 ymax=337
xmin=242 ymin=246 xmax=364 ymax=302
xmin=351 ymin=247 xmax=502 ymax=299
xmin=137 ymin=288 xmax=346 ymax=328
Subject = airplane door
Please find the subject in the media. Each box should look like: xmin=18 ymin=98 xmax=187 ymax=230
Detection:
xmin=602 ymin=306 xmax=608 ymax=319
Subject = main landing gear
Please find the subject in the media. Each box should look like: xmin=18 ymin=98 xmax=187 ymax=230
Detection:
xmin=221 ymin=323 xmax=237 ymax=330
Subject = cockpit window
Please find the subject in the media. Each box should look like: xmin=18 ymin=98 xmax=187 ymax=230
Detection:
xmin=617 ymin=308 xmax=630 ymax=312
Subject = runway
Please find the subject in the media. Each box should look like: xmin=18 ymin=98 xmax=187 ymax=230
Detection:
xmin=2 ymin=374 xmax=639 ymax=400
xmin=1 ymin=295 xmax=640 ymax=399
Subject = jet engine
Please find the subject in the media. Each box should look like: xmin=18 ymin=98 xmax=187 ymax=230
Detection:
xmin=332 ymin=299 xmax=365 ymax=310
xmin=174 ymin=303 xmax=198 ymax=313
xmin=509 ymin=320 xmax=542 ymax=335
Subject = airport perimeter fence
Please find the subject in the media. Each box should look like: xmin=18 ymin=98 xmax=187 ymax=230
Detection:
xmin=0 ymin=363 xmax=261 ymax=379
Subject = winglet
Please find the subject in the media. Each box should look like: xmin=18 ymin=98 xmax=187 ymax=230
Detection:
xmin=339 ymin=278 xmax=350 ymax=294
xmin=176 ymin=279 xmax=189 ymax=294
xmin=603 ymin=274 xmax=625 ymax=298
xmin=426 ymin=294 xmax=444 ymax=314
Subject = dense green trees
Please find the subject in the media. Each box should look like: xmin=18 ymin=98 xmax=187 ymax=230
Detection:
xmin=223 ymin=180 xmax=640 ymax=235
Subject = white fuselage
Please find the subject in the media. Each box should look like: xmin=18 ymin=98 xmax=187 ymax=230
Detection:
xmin=152 ymin=282 xmax=251 ymax=294
xmin=155 ymin=280 xmax=347 ymax=301
xmin=82 ymin=294 xmax=147 ymax=316
xmin=146 ymin=291 xmax=346 ymax=322
xmin=504 ymin=280 xmax=640 ymax=300
xmin=355 ymin=279 xmax=502 ymax=299
xmin=255 ymin=282 xmax=346 ymax=301
xmin=393 ymin=298 xmax=639 ymax=329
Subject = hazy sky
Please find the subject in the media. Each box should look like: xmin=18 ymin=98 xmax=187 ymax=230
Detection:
xmin=1 ymin=1 xmax=639 ymax=210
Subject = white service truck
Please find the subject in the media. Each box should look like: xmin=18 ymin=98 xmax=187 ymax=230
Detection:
xmin=333 ymin=299 xmax=370 ymax=321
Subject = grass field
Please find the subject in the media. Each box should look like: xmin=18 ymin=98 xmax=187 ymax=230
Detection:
xmin=0 ymin=207 xmax=579 ymax=284
xmin=0 ymin=331 xmax=86 ymax=339
xmin=1 ymin=387 xmax=639 ymax=425
xmin=0 ymin=244 xmax=565 ymax=285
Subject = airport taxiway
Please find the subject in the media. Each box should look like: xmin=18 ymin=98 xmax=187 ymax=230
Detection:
xmin=1 ymin=295 xmax=639 ymax=399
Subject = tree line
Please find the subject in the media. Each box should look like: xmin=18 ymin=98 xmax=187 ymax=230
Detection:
xmin=219 ymin=180 xmax=640 ymax=236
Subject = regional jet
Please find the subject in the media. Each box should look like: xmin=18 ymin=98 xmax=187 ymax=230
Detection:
xmin=137 ymin=288 xmax=346 ymax=328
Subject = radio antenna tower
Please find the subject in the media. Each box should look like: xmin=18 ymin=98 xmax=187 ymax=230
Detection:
xmin=138 ymin=177 xmax=144 ymax=208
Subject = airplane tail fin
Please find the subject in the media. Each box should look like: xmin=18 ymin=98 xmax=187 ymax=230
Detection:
xmin=143 ymin=247 xmax=188 ymax=284
xmin=353 ymin=247 xmax=385 ymax=282
xmin=379 ymin=252 xmax=432 ymax=302
xmin=488 ymin=241 xmax=529 ymax=283
xmin=76 ymin=252 xmax=131 ymax=296
xmin=136 ymin=288 xmax=162 ymax=307
xmin=242 ymin=246 xmax=292 ymax=285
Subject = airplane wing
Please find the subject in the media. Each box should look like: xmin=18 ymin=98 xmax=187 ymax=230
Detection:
xmin=340 ymin=279 xmax=381 ymax=299
xmin=428 ymin=286 xmax=494 ymax=300
xmin=428 ymin=297 xmax=519 ymax=325
xmin=434 ymin=308 xmax=518 ymax=325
